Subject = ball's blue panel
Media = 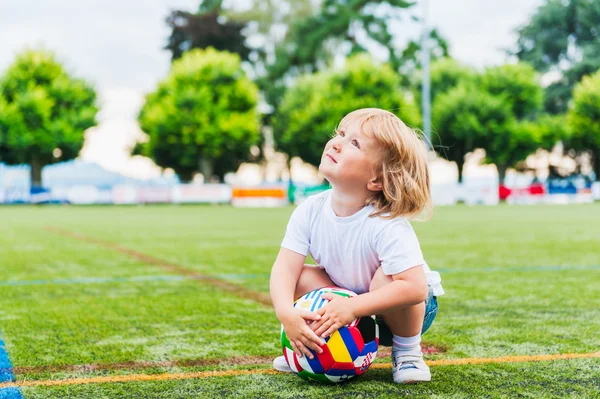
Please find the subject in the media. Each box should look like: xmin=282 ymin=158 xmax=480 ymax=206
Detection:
xmin=360 ymin=339 xmax=378 ymax=356
xmin=337 ymin=326 xmax=361 ymax=360
xmin=326 ymin=363 xmax=357 ymax=377
xmin=305 ymin=350 xmax=326 ymax=374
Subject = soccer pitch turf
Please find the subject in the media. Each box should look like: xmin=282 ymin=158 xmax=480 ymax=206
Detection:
xmin=1 ymin=204 xmax=599 ymax=398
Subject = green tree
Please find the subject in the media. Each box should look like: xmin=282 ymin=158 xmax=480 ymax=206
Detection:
xmin=165 ymin=0 xmax=317 ymax=71
xmin=414 ymin=57 xmax=478 ymax=108
xmin=568 ymin=70 xmax=600 ymax=180
xmin=165 ymin=0 xmax=250 ymax=62
xmin=484 ymin=120 xmax=543 ymax=183
xmin=0 ymin=97 xmax=18 ymax=159
xmin=477 ymin=63 xmax=546 ymax=181
xmin=0 ymin=49 xmax=97 ymax=186
xmin=481 ymin=63 xmax=544 ymax=120
xmin=515 ymin=0 xmax=600 ymax=114
xmin=432 ymin=84 xmax=515 ymax=183
xmin=261 ymin=0 xmax=419 ymax=112
xmin=136 ymin=48 xmax=259 ymax=182
xmin=225 ymin=0 xmax=317 ymax=68
xmin=529 ymin=113 xmax=572 ymax=151
xmin=273 ymin=54 xmax=419 ymax=168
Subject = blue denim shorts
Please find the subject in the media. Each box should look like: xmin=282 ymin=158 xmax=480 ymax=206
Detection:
xmin=374 ymin=285 xmax=438 ymax=347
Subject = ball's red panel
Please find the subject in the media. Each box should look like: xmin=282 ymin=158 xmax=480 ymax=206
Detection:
xmin=331 ymin=361 xmax=356 ymax=371
xmin=315 ymin=342 xmax=335 ymax=371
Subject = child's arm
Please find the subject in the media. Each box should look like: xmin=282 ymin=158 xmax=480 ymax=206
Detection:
xmin=311 ymin=266 xmax=428 ymax=338
xmin=352 ymin=265 xmax=428 ymax=316
xmin=270 ymin=247 xmax=324 ymax=358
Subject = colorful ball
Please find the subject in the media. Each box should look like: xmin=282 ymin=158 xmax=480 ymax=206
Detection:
xmin=280 ymin=286 xmax=379 ymax=383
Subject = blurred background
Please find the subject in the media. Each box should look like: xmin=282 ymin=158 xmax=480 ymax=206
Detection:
xmin=1 ymin=0 xmax=599 ymax=207
xmin=2 ymin=4 xmax=600 ymax=396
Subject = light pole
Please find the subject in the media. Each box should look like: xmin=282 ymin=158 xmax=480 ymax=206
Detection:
xmin=421 ymin=0 xmax=431 ymax=150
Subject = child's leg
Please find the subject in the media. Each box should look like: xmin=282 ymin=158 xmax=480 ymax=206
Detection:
xmin=369 ymin=267 xmax=425 ymax=336
xmin=293 ymin=264 xmax=335 ymax=299
xmin=369 ymin=267 xmax=430 ymax=383
xmin=273 ymin=264 xmax=334 ymax=373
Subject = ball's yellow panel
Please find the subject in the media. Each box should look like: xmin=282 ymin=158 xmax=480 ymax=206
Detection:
xmin=327 ymin=330 xmax=352 ymax=363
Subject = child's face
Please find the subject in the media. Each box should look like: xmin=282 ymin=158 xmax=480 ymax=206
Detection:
xmin=319 ymin=120 xmax=382 ymax=191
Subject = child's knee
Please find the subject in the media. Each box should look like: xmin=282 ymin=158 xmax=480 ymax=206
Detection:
xmin=369 ymin=267 xmax=393 ymax=292
xmin=295 ymin=265 xmax=334 ymax=299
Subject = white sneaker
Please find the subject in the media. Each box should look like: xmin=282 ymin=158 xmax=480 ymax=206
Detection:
xmin=392 ymin=349 xmax=431 ymax=383
xmin=272 ymin=355 xmax=293 ymax=373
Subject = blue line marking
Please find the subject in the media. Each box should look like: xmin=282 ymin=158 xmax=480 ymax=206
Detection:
xmin=1 ymin=265 xmax=594 ymax=290
xmin=0 ymin=265 xmax=596 ymax=289
xmin=0 ymin=389 xmax=22 ymax=399
xmin=218 ymin=267 xmax=600 ymax=276
xmin=0 ymin=334 xmax=23 ymax=399
xmin=0 ymin=275 xmax=187 ymax=287
xmin=216 ymin=273 xmax=271 ymax=280
xmin=436 ymin=264 xmax=600 ymax=273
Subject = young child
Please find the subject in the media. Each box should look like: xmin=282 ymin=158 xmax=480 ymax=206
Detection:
xmin=270 ymin=108 xmax=444 ymax=383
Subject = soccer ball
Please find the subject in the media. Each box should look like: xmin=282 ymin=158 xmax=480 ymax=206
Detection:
xmin=280 ymin=286 xmax=379 ymax=383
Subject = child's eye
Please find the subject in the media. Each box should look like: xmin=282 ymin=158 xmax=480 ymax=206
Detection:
xmin=352 ymin=139 xmax=360 ymax=148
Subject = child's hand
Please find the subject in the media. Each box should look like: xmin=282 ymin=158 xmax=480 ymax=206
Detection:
xmin=311 ymin=294 xmax=357 ymax=338
xmin=280 ymin=309 xmax=325 ymax=359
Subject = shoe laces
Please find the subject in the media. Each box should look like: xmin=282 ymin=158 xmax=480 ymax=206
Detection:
xmin=393 ymin=352 xmax=422 ymax=371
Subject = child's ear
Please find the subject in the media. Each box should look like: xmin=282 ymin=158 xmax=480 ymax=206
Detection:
xmin=367 ymin=176 xmax=383 ymax=192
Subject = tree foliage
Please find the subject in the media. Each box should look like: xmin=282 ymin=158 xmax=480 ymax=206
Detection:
xmin=485 ymin=120 xmax=545 ymax=183
xmin=432 ymin=83 xmax=515 ymax=182
xmin=568 ymin=70 xmax=600 ymax=180
xmin=477 ymin=63 xmax=546 ymax=181
xmin=165 ymin=0 xmax=448 ymax=119
xmin=165 ymin=0 xmax=316 ymax=70
xmin=225 ymin=0 xmax=317 ymax=62
xmin=480 ymin=63 xmax=544 ymax=120
xmin=431 ymin=61 xmax=552 ymax=182
xmin=414 ymin=57 xmax=477 ymax=107
xmin=529 ymin=113 xmax=572 ymax=151
xmin=260 ymin=0 xmax=419 ymax=111
xmin=515 ymin=0 xmax=600 ymax=113
xmin=136 ymin=48 xmax=259 ymax=182
xmin=0 ymin=49 xmax=97 ymax=185
xmin=165 ymin=5 xmax=250 ymax=62
xmin=273 ymin=54 xmax=419 ymax=168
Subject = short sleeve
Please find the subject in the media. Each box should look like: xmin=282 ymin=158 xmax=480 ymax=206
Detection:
xmin=375 ymin=219 xmax=425 ymax=276
xmin=280 ymin=199 xmax=313 ymax=256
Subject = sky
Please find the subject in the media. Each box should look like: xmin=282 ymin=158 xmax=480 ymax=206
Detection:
xmin=0 ymin=0 xmax=543 ymax=179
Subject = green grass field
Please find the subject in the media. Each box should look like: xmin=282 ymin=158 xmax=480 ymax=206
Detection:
xmin=1 ymin=203 xmax=599 ymax=398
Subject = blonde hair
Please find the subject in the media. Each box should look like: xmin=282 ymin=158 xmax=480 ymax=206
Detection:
xmin=337 ymin=108 xmax=432 ymax=220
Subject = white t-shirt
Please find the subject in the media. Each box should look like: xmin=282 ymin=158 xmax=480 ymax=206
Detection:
xmin=281 ymin=190 xmax=444 ymax=296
